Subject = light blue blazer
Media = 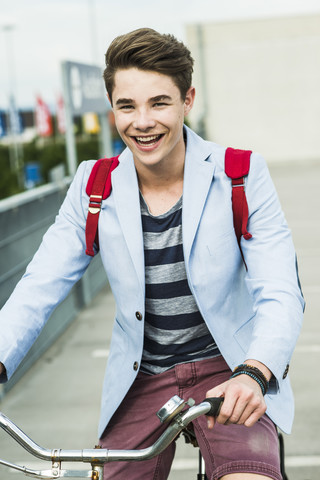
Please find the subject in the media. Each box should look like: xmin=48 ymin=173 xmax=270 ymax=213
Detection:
xmin=0 ymin=127 xmax=304 ymax=435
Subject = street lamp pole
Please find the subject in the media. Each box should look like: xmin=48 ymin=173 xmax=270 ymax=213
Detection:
xmin=1 ymin=23 xmax=24 ymax=188
xmin=87 ymin=0 xmax=99 ymax=65
xmin=86 ymin=0 xmax=112 ymax=158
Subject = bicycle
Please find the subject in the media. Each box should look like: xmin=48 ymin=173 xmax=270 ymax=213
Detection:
xmin=0 ymin=395 xmax=222 ymax=480
xmin=0 ymin=395 xmax=288 ymax=480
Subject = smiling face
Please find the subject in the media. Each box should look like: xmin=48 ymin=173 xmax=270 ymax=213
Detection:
xmin=111 ymin=68 xmax=195 ymax=173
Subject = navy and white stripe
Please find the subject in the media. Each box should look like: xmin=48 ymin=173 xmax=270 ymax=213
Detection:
xmin=140 ymin=194 xmax=220 ymax=375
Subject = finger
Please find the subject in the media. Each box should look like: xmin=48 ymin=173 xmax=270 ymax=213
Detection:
xmin=205 ymin=387 xmax=226 ymax=427
xmin=224 ymin=392 xmax=266 ymax=426
xmin=243 ymin=403 xmax=267 ymax=427
xmin=216 ymin=396 xmax=239 ymax=425
xmin=219 ymin=397 xmax=248 ymax=425
xmin=233 ymin=403 xmax=257 ymax=425
xmin=205 ymin=386 xmax=225 ymax=399
xmin=207 ymin=416 xmax=215 ymax=429
xmin=236 ymin=397 xmax=263 ymax=425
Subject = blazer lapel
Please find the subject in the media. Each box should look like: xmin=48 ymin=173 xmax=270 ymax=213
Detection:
xmin=182 ymin=130 xmax=216 ymax=265
xmin=111 ymin=129 xmax=215 ymax=290
xmin=112 ymin=149 xmax=145 ymax=293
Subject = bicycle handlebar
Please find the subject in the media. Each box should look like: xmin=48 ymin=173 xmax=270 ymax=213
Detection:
xmin=0 ymin=396 xmax=223 ymax=479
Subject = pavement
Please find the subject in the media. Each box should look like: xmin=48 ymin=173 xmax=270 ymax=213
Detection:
xmin=0 ymin=160 xmax=319 ymax=480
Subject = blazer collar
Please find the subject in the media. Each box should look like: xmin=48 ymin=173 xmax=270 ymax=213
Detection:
xmin=112 ymin=149 xmax=145 ymax=293
xmin=182 ymin=127 xmax=216 ymax=264
xmin=111 ymin=127 xmax=216 ymax=288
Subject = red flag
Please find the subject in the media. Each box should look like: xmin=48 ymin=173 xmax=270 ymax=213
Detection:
xmin=56 ymin=94 xmax=66 ymax=134
xmin=35 ymin=95 xmax=53 ymax=137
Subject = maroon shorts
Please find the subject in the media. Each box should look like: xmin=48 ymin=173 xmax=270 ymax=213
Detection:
xmin=100 ymin=356 xmax=282 ymax=480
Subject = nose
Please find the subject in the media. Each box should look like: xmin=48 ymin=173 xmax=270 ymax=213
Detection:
xmin=132 ymin=108 xmax=156 ymax=131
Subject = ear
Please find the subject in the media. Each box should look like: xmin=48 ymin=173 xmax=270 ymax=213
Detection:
xmin=184 ymin=87 xmax=196 ymax=116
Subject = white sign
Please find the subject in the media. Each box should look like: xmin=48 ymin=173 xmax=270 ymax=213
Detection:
xmin=62 ymin=61 xmax=109 ymax=115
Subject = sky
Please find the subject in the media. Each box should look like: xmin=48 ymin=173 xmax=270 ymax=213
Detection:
xmin=1 ymin=0 xmax=320 ymax=111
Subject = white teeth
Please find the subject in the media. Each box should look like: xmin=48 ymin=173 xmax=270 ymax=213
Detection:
xmin=136 ymin=135 xmax=159 ymax=142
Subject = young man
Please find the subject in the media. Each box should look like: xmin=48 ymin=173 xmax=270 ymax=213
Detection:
xmin=0 ymin=29 xmax=304 ymax=480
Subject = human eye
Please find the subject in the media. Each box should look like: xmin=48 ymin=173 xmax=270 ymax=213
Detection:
xmin=119 ymin=104 xmax=134 ymax=110
xmin=153 ymin=102 xmax=168 ymax=108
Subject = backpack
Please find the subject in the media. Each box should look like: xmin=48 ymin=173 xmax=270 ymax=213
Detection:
xmin=85 ymin=148 xmax=252 ymax=264
xmin=225 ymin=147 xmax=252 ymax=268
xmin=85 ymin=156 xmax=120 ymax=256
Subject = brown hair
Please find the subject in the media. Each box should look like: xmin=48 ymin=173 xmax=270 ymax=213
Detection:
xmin=104 ymin=28 xmax=194 ymax=103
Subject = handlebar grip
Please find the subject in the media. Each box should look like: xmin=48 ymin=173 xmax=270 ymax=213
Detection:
xmin=204 ymin=397 xmax=224 ymax=417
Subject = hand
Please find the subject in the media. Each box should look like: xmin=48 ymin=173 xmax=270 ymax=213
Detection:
xmin=0 ymin=362 xmax=5 ymax=376
xmin=206 ymin=374 xmax=267 ymax=429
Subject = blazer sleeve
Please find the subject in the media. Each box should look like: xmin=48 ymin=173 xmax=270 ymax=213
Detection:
xmin=0 ymin=161 xmax=94 ymax=381
xmin=241 ymin=153 xmax=305 ymax=390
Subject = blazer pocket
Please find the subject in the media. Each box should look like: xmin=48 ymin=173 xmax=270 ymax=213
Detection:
xmin=110 ymin=318 xmax=129 ymax=355
xmin=114 ymin=317 xmax=127 ymax=334
xmin=206 ymin=230 xmax=236 ymax=257
xmin=233 ymin=315 xmax=256 ymax=353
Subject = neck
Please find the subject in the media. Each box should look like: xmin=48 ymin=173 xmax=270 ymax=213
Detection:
xmin=138 ymin=168 xmax=184 ymax=216
xmin=135 ymin=145 xmax=185 ymax=216
xmin=135 ymin=134 xmax=186 ymax=191
xmin=137 ymin=158 xmax=184 ymax=192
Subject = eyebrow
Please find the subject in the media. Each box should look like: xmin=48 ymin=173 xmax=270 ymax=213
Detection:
xmin=115 ymin=94 xmax=173 ymax=106
xmin=115 ymin=98 xmax=134 ymax=106
xmin=150 ymin=95 xmax=172 ymax=102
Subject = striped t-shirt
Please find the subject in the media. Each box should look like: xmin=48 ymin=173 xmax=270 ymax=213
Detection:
xmin=140 ymin=193 xmax=220 ymax=375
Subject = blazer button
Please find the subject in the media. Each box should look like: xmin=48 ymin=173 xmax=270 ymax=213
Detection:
xmin=135 ymin=311 xmax=143 ymax=321
xmin=133 ymin=361 xmax=139 ymax=371
xmin=283 ymin=364 xmax=289 ymax=379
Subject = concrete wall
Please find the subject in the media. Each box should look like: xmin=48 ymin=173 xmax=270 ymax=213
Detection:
xmin=0 ymin=180 xmax=108 ymax=396
xmin=186 ymin=14 xmax=320 ymax=163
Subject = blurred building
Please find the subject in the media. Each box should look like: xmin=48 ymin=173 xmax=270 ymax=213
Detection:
xmin=186 ymin=14 xmax=320 ymax=163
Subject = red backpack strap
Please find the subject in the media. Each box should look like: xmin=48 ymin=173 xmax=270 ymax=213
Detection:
xmin=225 ymin=147 xmax=252 ymax=267
xmin=85 ymin=156 xmax=119 ymax=256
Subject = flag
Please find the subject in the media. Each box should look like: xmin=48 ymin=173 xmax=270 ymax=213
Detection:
xmin=56 ymin=94 xmax=66 ymax=134
xmin=35 ymin=95 xmax=53 ymax=137
xmin=9 ymin=95 xmax=23 ymax=135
